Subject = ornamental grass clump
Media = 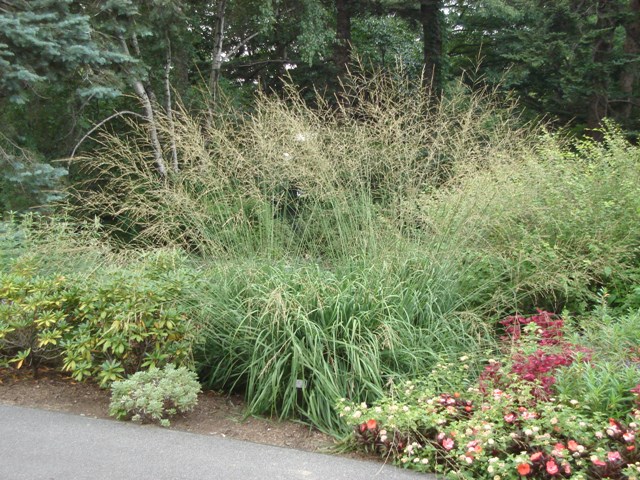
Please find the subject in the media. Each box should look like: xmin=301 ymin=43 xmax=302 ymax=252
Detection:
xmin=109 ymin=364 xmax=201 ymax=427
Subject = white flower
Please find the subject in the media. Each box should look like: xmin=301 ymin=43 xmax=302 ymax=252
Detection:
xmin=459 ymin=356 xmax=469 ymax=362
xmin=524 ymin=429 xmax=533 ymax=436
xmin=294 ymin=133 xmax=307 ymax=142
xmin=343 ymin=406 xmax=351 ymax=412
xmin=353 ymin=411 xmax=362 ymax=419
xmin=487 ymin=466 xmax=494 ymax=474
xmin=283 ymin=152 xmax=291 ymax=159
xmin=401 ymin=457 xmax=409 ymax=464
xmin=374 ymin=406 xmax=382 ymax=413
xmin=360 ymin=402 xmax=368 ymax=409
xmin=570 ymin=399 xmax=579 ymax=405
xmin=403 ymin=406 xmax=410 ymax=412
xmin=380 ymin=435 xmax=388 ymax=442
xmin=421 ymin=458 xmax=429 ymax=465
xmin=413 ymin=458 xmax=420 ymax=463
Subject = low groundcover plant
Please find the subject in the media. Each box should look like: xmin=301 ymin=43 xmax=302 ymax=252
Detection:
xmin=109 ymin=364 xmax=201 ymax=427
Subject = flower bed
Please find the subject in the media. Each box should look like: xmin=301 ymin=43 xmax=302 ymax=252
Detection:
xmin=337 ymin=312 xmax=640 ymax=479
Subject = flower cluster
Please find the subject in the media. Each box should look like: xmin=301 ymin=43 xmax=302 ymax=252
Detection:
xmin=340 ymin=384 xmax=640 ymax=479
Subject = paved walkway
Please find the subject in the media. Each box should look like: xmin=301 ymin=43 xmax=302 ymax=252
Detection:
xmin=0 ymin=405 xmax=430 ymax=479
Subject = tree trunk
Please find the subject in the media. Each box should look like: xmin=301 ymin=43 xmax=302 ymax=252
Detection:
xmin=209 ymin=0 xmax=227 ymax=102
xmin=334 ymin=0 xmax=352 ymax=76
xmin=118 ymin=33 xmax=167 ymax=177
xmin=619 ymin=0 xmax=640 ymax=121
xmin=586 ymin=0 xmax=618 ymax=140
xmin=421 ymin=0 xmax=443 ymax=97
xmin=165 ymin=35 xmax=179 ymax=173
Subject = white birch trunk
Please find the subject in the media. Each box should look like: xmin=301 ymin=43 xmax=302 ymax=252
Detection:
xmin=118 ymin=33 xmax=167 ymax=177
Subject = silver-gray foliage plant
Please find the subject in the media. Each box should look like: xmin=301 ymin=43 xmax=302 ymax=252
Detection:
xmin=109 ymin=364 xmax=201 ymax=427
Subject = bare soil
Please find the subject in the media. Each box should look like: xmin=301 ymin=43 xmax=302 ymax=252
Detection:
xmin=0 ymin=367 xmax=336 ymax=453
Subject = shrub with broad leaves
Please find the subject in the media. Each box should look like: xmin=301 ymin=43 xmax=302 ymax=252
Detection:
xmin=0 ymin=257 xmax=197 ymax=386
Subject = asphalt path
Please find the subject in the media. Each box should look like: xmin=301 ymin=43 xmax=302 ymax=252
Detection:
xmin=0 ymin=404 xmax=431 ymax=480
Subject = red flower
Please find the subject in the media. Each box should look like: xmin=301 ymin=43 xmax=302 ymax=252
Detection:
xmin=517 ymin=463 xmax=531 ymax=476
xmin=546 ymin=460 xmax=559 ymax=475
xmin=567 ymin=440 xmax=579 ymax=452
xmin=592 ymin=458 xmax=606 ymax=467
xmin=366 ymin=419 xmax=377 ymax=431
xmin=358 ymin=423 xmax=367 ymax=433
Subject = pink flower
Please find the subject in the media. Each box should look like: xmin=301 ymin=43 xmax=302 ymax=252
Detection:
xmin=567 ymin=440 xmax=579 ymax=452
xmin=504 ymin=413 xmax=516 ymax=423
xmin=623 ymin=431 xmax=635 ymax=443
xmin=530 ymin=452 xmax=544 ymax=463
xmin=546 ymin=460 xmax=559 ymax=475
xmin=442 ymin=438 xmax=455 ymax=451
xmin=607 ymin=451 xmax=622 ymax=462
xmin=592 ymin=458 xmax=607 ymax=467
xmin=552 ymin=443 xmax=566 ymax=456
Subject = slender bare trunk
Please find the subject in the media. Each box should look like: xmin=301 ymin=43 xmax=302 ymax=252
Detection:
xmin=118 ymin=33 xmax=167 ymax=176
xmin=165 ymin=35 xmax=179 ymax=172
xmin=209 ymin=0 xmax=227 ymax=102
